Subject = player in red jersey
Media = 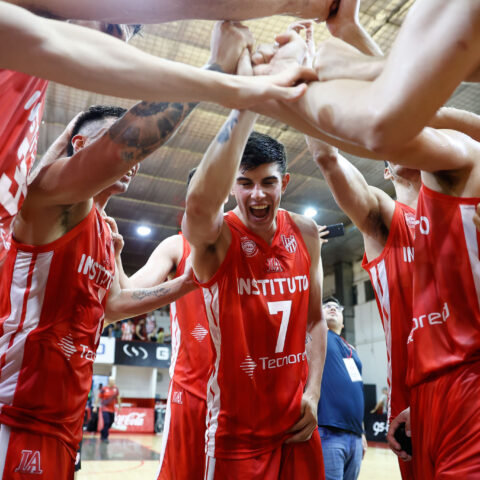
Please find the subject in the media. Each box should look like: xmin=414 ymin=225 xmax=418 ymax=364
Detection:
xmin=182 ymin=50 xmax=326 ymax=478
xmin=306 ymin=137 xmax=420 ymax=480
xmin=98 ymin=377 xmax=121 ymax=443
xmin=111 ymin=169 xmax=213 ymax=480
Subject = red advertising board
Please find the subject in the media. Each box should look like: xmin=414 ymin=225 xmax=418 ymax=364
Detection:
xmin=111 ymin=407 xmax=154 ymax=433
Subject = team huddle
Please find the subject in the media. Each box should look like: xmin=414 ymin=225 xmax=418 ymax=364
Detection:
xmin=1 ymin=0 xmax=480 ymax=479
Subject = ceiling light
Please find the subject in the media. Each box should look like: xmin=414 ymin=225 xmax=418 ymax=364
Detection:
xmin=136 ymin=225 xmax=151 ymax=237
xmin=304 ymin=207 xmax=317 ymax=218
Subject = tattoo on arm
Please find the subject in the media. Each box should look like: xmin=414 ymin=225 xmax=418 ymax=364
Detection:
xmin=108 ymin=63 xmax=223 ymax=164
xmin=131 ymin=286 xmax=172 ymax=301
xmin=217 ymin=113 xmax=239 ymax=144
xmin=305 ymin=333 xmax=313 ymax=345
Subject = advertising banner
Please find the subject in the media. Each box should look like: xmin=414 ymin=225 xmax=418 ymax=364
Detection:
xmin=94 ymin=337 xmax=116 ymax=364
xmin=114 ymin=340 xmax=171 ymax=368
xmin=111 ymin=407 xmax=154 ymax=433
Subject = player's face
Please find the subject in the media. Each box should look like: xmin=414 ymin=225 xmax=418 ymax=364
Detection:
xmin=322 ymin=302 xmax=344 ymax=332
xmin=233 ymin=163 xmax=289 ymax=231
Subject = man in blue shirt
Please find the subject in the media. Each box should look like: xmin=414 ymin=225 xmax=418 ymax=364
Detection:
xmin=317 ymin=296 xmax=367 ymax=480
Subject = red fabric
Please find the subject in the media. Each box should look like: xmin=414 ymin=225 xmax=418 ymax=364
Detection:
xmin=0 ymin=206 xmax=115 ymax=458
xmin=169 ymin=234 xmax=212 ymax=400
xmin=198 ymin=209 xmax=311 ymax=459
xmin=362 ymin=202 xmax=415 ymax=425
xmin=157 ymin=380 xmax=207 ymax=480
xmin=0 ymin=70 xmax=47 ymax=263
xmin=407 ymin=185 xmax=480 ymax=386
xmin=207 ymin=430 xmax=324 ymax=480
xmin=398 ymin=457 xmax=415 ymax=480
xmin=1 ymin=425 xmax=75 ymax=479
xmin=99 ymin=386 xmax=119 ymax=413
xmin=410 ymin=361 xmax=480 ymax=479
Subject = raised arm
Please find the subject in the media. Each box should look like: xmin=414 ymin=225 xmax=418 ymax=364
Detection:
xmin=1 ymin=4 xmax=307 ymax=110
xmin=286 ymin=0 xmax=480 ymax=152
xmin=26 ymin=22 xmax=256 ymax=208
xmin=305 ymin=137 xmax=393 ymax=259
xmin=428 ymin=108 xmax=480 ymax=143
xmin=182 ymin=106 xmax=259 ymax=282
xmin=7 ymin=0 xmax=344 ymax=23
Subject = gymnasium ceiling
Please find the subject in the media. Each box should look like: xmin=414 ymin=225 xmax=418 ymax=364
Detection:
xmin=36 ymin=0 xmax=480 ymax=275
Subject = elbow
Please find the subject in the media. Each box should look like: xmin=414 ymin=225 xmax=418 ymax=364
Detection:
xmin=363 ymin=109 xmax=416 ymax=155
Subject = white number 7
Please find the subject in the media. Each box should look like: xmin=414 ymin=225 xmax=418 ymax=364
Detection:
xmin=268 ymin=300 xmax=292 ymax=353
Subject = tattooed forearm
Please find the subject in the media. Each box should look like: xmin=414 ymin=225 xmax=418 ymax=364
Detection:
xmin=305 ymin=333 xmax=313 ymax=345
xmin=108 ymin=63 xmax=221 ymax=164
xmin=217 ymin=112 xmax=239 ymax=144
xmin=131 ymin=286 xmax=172 ymax=301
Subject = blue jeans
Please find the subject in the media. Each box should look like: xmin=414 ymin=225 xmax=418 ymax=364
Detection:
xmin=318 ymin=427 xmax=363 ymax=480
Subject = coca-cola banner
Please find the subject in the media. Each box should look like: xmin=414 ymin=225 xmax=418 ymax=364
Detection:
xmin=115 ymin=340 xmax=171 ymax=368
xmin=111 ymin=407 xmax=155 ymax=433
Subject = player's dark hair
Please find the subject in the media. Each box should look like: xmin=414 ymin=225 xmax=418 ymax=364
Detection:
xmin=240 ymin=131 xmax=287 ymax=175
xmin=384 ymin=161 xmax=389 ymax=168
xmin=323 ymin=295 xmax=342 ymax=307
xmin=67 ymin=105 xmax=127 ymax=156
xmin=186 ymin=168 xmax=197 ymax=187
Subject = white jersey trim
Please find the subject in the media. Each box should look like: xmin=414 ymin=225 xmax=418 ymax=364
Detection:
xmin=0 ymin=423 xmax=11 ymax=479
xmin=156 ymin=381 xmax=173 ymax=478
xmin=0 ymin=251 xmax=53 ymax=406
xmin=460 ymin=205 xmax=480 ymax=310
xmin=169 ymin=303 xmax=181 ymax=379
xmin=202 ymin=284 xmax=221 ymax=458
xmin=368 ymin=259 xmax=393 ymax=423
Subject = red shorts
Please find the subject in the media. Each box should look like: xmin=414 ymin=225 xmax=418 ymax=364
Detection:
xmin=410 ymin=361 xmax=480 ymax=480
xmin=0 ymin=424 xmax=74 ymax=479
xmin=398 ymin=457 xmax=415 ymax=480
xmin=204 ymin=429 xmax=325 ymax=480
xmin=157 ymin=380 xmax=207 ymax=480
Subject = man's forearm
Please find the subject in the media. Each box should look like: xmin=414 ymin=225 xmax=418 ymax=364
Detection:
xmin=106 ymin=274 xmax=195 ymax=322
xmin=428 ymin=108 xmax=480 ymax=143
xmin=333 ymin=22 xmax=383 ymax=57
xmin=186 ymin=110 xmax=258 ymax=220
xmin=8 ymin=0 xmax=312 ymax=23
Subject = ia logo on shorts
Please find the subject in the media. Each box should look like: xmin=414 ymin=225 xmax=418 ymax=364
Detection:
xmin=15 ymin=450 xmax=43 ymax=475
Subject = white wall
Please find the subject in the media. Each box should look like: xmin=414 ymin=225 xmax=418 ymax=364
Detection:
xmin=115 ymin=365 xmax=157 ymax=399
xmin=155 ymin=368 xmax=171 ymax=400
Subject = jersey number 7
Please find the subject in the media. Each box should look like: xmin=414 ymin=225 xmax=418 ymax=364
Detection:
xmin=268 ymin=301 xmax=292 ymax=354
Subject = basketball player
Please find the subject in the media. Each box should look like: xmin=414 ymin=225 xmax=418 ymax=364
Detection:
xmin=111 ymin=169 xmax=213 ymax=479
xmin=306 ymin=137 xmax=420 ymax=480
xmin=181 ymin=51 xmax=326 ymax=479
xmin=0 ymin=26 xmax=252 ymax=478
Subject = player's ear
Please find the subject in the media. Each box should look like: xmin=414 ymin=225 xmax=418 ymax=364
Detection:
xmin=384 ymin=167 xmax=392 ymax=181
xmin=281 ymin=172 xmax=290 ymax=192
xmin=71 ymin=134 xmax=86 ymax=154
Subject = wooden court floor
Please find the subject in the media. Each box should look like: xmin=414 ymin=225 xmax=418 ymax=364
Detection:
xmin=77 ymin=433 xmax=402 ymax=480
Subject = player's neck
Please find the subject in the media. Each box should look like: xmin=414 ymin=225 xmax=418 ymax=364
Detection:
xmin=233 ymin=207 xmax=277 ymax=244
xmin=94 ymin=192 xmax=112 ymax=213
xmin=394 ymin=180 xmax=420 ymax=210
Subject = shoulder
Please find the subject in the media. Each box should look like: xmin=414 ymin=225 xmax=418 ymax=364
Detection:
xmin=287 ymin=211 xmax=319 ymax=257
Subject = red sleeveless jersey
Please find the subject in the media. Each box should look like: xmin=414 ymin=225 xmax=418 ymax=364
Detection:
xmin=199 ymin=210 xmax=311 ymax=459
xmin=0 ymin=206 xmax=115 ymax=458
xmin=0 ymin=70 xmax=48 ymax=262
xmin=407 ymin=185 xmax=480 ymax=386
xmin=169 ymin=235 xmax=212 ymax=400
xmin=362 ymin=202 xmax=415 ymax=424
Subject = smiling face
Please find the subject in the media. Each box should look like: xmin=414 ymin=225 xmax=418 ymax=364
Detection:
xmin=232 ymin=162 xmax=290 ymax=236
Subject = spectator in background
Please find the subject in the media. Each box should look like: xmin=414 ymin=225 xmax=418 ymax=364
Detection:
xmin=157 ymin=327 xmax=165 ymax=344
xmin=370 ymin=387 xmax=388 ymax=415
xmin=146 ymin=312 xmax=158 ymax=341
xmin=317 ymin=295 xmax=367 ymax=480
xmin=121 ymin=319 xmax=134 ymax=341
xmin=99 ymin=377 xmax=121 ymax=443
xmin=135 ymin=317 xmax=148 ymax=341
xmin=112 ymin=322 xmax=122 ymax=339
